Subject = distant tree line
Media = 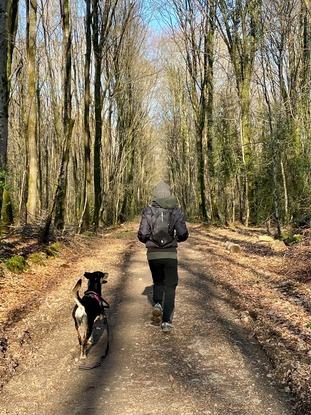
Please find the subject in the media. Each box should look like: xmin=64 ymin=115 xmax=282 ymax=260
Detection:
xmin=1 ymin=0 xmax=310 ymax=235
xmin=162 ymin=0 xmax=311 ymax=233
xmin=0 ymin=0 xmax=157 ymax=236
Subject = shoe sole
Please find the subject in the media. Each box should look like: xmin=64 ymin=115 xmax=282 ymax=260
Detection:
xmin=151 ymin=307 xmax=162 ymax=326
xmin=161 ymin=322 xmax=172 ymax=333
xmin=152 ymin=308 xmax=162 ymax=318
xmin=151 ymin=317 xmax=162 ymax=326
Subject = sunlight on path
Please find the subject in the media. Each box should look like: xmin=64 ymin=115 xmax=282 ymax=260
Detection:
xmin=0 ymin=235 xmax=294 ymax=415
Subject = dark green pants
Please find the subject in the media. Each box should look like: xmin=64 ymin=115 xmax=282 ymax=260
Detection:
xmin=148 ymin=258 xmax=178 ymax=323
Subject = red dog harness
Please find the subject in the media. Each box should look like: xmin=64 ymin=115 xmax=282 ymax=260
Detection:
xmin=84 ymin=290 xmax=109 ymax=308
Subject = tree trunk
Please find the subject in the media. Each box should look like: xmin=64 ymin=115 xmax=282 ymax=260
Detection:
xmin=196 ymin=120 xmax=208 ymax=222
xmin=40 ymin=0 xmax=74 ymax=240
xmin=79 ymin=0 xmax=92 ymax=232
xmin=53 ymin=0 xmax=73 ymax=230
xmin=206 ymin=1 xmax=218 ymax=222
xmin=1 ymin=0 xmax=18 ymax=228
xmin=0 ymin=0 xmax=8 ymax=223
xmin=92 ymin=0 xmax=102 ymax=230
xmin=280 ymin=157 xmax=289 ymax=224
xmin=25 ymin=0 xmax=39 ymax=222
xmin=239 ymin=82 xmax=251 ymax=227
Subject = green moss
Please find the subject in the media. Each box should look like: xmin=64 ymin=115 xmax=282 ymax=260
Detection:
xmin=28 ymin=252 xmax=47 ymax=265
xmin=46 ymin=242 xmax=62 ymax=257
xmin=306 ymin=322 xmax=311 ymax=329
xmin=5 ymin=255 xmax=27 ymax=273
xmin=280 ymin=231 xmax=291 ymax=241
xmin=281 ymin=232 xmax=303 ymax=246
xmin=293 ymin=234 xmax=302 ymax=243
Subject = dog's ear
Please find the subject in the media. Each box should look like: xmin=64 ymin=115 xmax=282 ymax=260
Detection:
xmin=84 ymin=272 xmax=92 ymax=279
xmin=99 ymin=272 xmax=108 ymax=284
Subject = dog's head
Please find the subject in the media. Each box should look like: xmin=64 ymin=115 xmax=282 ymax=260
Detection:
xmin=84 ymin=271 xmax=108 ymax=293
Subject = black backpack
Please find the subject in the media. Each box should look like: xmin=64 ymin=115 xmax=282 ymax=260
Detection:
xmin=150 ymin=206 xmax=174 ymax=247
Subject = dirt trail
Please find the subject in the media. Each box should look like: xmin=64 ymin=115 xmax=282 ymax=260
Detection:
xmin=0 ymin=226 xmax=295 ymax=415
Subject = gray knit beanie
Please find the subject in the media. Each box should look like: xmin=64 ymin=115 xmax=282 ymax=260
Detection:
xmin=153 ymin=181 xmax=171 ymax=199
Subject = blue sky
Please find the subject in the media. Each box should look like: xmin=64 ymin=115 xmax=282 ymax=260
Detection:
xmin=142 ymin=1 xmax=178 ymax=35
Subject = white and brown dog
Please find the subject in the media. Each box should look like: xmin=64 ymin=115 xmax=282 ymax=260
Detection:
xmin=72 ymin=271 xmax=109 ymax=359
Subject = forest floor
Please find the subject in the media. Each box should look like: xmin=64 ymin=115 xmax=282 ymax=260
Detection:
xmin=0 ymin=222 xmax=310 ymax=415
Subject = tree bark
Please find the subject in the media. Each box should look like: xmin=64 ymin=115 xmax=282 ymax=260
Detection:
xmin=79 ymin=0 xmax=92 ymax=232
xmin=205 ymin=0 xmax=218 ymax=222
xmin=0 ymin=0 xmax=8 ymax=211
xmin=25 ymin=0 xmax=39 ymax=222
xmin=54 ymin=0 xmax=73 ymax=230
xmin=217 ymin=0 xmax=261 ymax=226
xmin=92 ymin=0 xmax=102 ymax=229
xmin=1 ymin=0 xmax=17 ymax=228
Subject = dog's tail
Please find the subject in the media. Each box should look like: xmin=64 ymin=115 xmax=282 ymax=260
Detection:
xmin=72 ymin=278 xmax=83 ymax=308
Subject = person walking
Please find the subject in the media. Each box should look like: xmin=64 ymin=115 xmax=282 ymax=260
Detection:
xmin=137 ymin=181 xmax=188 ymax=332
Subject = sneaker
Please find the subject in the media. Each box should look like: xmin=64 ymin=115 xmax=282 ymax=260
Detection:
xmin=161 ymin=322 xmax=173 ymax=333
xmin=151 ymin=303 xmax=162 ymax=326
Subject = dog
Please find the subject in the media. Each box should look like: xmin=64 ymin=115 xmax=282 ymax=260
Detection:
xmin=72 ymin=271 xmax=109 ymax=359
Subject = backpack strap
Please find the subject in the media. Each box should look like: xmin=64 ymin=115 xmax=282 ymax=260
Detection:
xmin=148 ymin=205 xmax=174 ymax=233
xmin=148 ymin=205 xmax=160 ymax=231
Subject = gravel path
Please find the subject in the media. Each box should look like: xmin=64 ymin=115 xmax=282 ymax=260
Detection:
xmin=0 ymin=229 xmax=295 ymax=415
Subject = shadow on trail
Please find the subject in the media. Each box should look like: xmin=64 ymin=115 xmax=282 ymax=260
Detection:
xmin=189 ymin=229 xmax=311 ymax=318
xmin=55 ymin=242 xmax=137 ymax=415
xmin=187 ymin=227 xmax=291 ymax=285
xmin=56 ymin=238 xmax=294 ymax=415
xmin=142 ymin=284 xmax=153 ymax=306
xmin=137 ymin=273 xmax=282 ymax=413
xmin=186 ymin=237 xmax=276 ymax=283
xmin=180 ymin=248 xmax=311 ymax=353
xmin=166 ymin=254 xmax=295 ymax=414
xmin=193 ymin=227 xmax=282 ymax=258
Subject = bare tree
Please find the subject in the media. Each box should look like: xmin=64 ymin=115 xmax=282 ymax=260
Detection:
xmin=217 ymin=0 xmax=262 ymax=226
xmin=0 ymin=0 xmax=9 ymax=218
xmin=79 ymin=0 xmax=92 ymax=231
xmin=168 ymin=0 xmax=217 ymax=221
xmin=53 ymin=0 xmax=74 ymax=230
xmin=25 ymin=0 xmax=39 ymax=222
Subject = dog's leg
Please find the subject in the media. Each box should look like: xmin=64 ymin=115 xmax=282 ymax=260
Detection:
xmin=84 ymin=318 xmax=95 ymax=349
xmin=80 ymin=339 xmax=88 ymax=359
xmin=99 ymin=312 xmax=106 ymax=321
xmin=77 ymin=314 xmax=88 ymax=359
xmin=87 ymin=334 xmax=94 ymax=345
xmin=80 ymin=320 xmax=90 ymax=358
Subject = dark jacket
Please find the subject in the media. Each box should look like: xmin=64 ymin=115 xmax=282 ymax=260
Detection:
xmin=137 ymin=196 xmax=189 ymax=253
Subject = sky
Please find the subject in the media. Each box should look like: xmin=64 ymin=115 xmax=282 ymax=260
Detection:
xmin=142 ymin=1 xmax=178 ymax=36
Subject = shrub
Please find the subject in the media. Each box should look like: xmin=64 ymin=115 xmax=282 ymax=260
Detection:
xmin=28 ymin=252 xmax=47 ymax=265
xmin=5 ymin=256 xmax=27 ymax=273
xmin=281 ymin=232 xmax=303 ymax=246
xmin=46 ymin=242 xmax=61 ymax=257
